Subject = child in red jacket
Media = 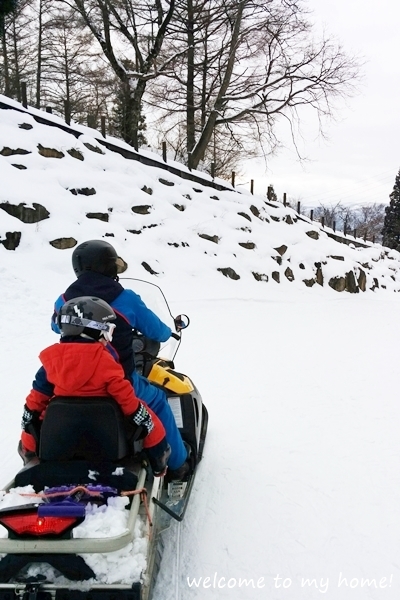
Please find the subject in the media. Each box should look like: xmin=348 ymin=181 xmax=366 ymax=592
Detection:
xmin=20 ymin=296 xmax=170 ymax=476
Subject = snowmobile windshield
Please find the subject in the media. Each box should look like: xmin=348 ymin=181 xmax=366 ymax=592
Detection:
xmin=120 ymin=278 xmax=180 ymax=361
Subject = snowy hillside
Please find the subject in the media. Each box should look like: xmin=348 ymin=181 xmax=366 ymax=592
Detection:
xmin=1 ymin=94 xmax=400 ymax=297
xmin=1 ymin=98 xmax=400 ymax=600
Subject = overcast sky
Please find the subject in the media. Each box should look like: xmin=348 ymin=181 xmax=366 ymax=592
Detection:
xmin=241 ymin=0 xmax=400 ymax=209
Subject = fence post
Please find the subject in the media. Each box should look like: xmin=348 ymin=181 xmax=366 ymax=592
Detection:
xmin=283 ymin=192 xmax=287 ymax=207
xmin=162 ymin=141 xmax=167 ymax=162
xmin=321 ymin=216 xmax=325 ymax=228
xmin=310 ymin=209 xmax=314 ymax=221
xmin=64 ymin=100 xmax=71 ymax=126
xmin=267 ymin=186 xmax=272 ymax=200
xmin=250 ymin=180 xmax=254 ymax=195
xmin=210 ymin=162 xmax=215 ymax=179
xmin=333 ymin=221 xmax=336 ymax=232
xmin=372 ymin=235 xmax=375 ymax=244
xmin=101 ymin=115 xmax=106 ymax=138
xmin=45 ymin=107 xmax=52 ymax=114
xmin=231 ymin=171 xmax=236 ymax=187
xmin=354 ymin=229 xmax=357 ymax=238
xmin=21 ymin=82 xmax=27 ymax=108
xmin=297 ymin=201 xmax=300 ymax=214
xmin=364 ymin=232 xmax=367 ymax=242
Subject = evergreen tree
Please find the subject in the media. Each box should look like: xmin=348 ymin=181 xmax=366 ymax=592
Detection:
xmin=382 ymin=169 xmax=400 ymax=249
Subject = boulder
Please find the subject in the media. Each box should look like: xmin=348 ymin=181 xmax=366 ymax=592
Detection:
xmin=132 ymin=205 xmax=152 ymax=215
xmin=142 ymin=261 xmax=158 ymax=275
xmin=38 ymin=144 xmax=64 ymax=159
xmin=217 ymin=267 xmax=240 ymax=280
xmin=83 ymin=143 xmax=105 ymax=154
xmin=0 ymin=202 xmax=49 ymax=223
xmin=306 ymin=230 xmax=319 ymax=240
xmin=67 ymin=148 xmax=84 ymax=161
xmin=358 ymin=268 xmax=367 ymax=292
xmin=238 ymin=242 xmax=256 ymax=250
xmin=1 ymin=147 xmax=30 ymax=156
xmin=141 ymin=186 xmax=153 ymax=195
xmin=271 ymin=271 xmax=280 ymax=283
xmin=252 ymin=272 xmax=268 ymax=282
xmin=0 ymin=231 xmax=21 ymax=250
xmin=345 ymin=271 xmax=359 ymax=293
xmin=86 ymin=212 xmax=109 ymax=222
xmin=274 ymin=244 xmax=288 ymax=256
xmin=198 ymin=233 xmax=219 ymax=244
xmin=49 ymin=237 xmax=77 ymax=250
xmin=69 ymin=188 xmax=96 ymax=196
xmin=328 ymin=276 xmax=346 ymax=292
xmin=284 ymin=267 xmax=294 ymax=282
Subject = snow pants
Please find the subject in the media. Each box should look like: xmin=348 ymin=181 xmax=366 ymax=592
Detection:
xmin=131 ymin=372 xmax=187 ymax=470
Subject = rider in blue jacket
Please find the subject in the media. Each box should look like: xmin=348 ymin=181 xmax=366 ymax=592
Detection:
xmin=51 ymin=240 xmax=189 ymax=480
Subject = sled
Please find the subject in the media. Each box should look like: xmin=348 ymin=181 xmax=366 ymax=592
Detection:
xmin=0 ymin=279 xmax=208 ymax=600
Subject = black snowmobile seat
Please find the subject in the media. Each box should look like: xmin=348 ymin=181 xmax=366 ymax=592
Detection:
xmin=39 ymin=396 xmax=130 ymax=461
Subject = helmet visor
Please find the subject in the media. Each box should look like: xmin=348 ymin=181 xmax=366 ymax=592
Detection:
xmin=102 ymin=322 xmax=116 ymax=343
xmin=116 ymin=257 xmax=127 ymax=274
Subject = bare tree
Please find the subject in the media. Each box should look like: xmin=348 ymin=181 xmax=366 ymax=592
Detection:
xmin=70 ymin=0 xmax=176 ymax=149
xmin=0 ymin=0 xmax=36 ymax=100
xmin=312 ymin=201 xmax=384 ymax=240
xmin=149 ymin=0 xmax=360 ymax=170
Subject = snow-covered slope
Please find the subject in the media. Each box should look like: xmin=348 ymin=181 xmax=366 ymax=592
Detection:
xmin=1 ymin=99 xmax=400 ymax=600
xmin=1 ymin=95 xmax=400 ymax=298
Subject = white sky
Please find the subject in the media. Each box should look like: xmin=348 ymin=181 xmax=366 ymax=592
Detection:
xmin=242 ymin=0 xmax=400 ymax=209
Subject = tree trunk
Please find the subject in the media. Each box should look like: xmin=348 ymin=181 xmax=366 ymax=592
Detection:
xmin=190 ymin=1 xmax=245 ymax=168
xmin=186 ymin=0 xmax=195 ymax=155
xmin=1 ymin=22 xmax=11 ymax=97
xmin=36 ymin=0 xmax=43 ymax=108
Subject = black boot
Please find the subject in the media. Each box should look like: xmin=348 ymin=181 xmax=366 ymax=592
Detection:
xmin=145 ymin=439 xmax=171 ymax=476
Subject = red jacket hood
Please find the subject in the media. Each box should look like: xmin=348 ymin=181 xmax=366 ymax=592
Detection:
xmin=39 ymin=343 xmax=105 ymax=391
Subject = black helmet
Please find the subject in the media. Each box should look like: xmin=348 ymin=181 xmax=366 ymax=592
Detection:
xmin=72 ymin=240 xmax=126 ymax=278
xmin=58 ymin=296 xmax=116 ymax=341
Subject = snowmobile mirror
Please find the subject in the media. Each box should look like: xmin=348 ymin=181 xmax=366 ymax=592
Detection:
xmin=174 ymin=314 xmax=190 ymax=331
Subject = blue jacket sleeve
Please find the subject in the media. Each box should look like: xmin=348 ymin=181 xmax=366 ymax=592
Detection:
xmin=112 ymin=289 xmax=172 ymax=342
xmin=32 ymin=366 xmax=54 ymax=397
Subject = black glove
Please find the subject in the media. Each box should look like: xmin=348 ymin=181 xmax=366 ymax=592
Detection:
xmin=21 ymin=404 xmax=41 ymax=443
xmin=129 ymin=403 xmax=154 ymax=440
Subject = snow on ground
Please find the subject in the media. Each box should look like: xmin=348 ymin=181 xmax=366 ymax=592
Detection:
xmin=0 ymin=99 xmax=400 ymax=599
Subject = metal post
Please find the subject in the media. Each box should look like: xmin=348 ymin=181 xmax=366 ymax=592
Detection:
xmin=321 ymin=216 xmax=325 ymax=228
xmin=310 ymin=209 xmax=314 ymax=221
xmin=297 ymin=201 xmax=300 ymax=214
xmin=283 ymin=193 xmax=287 ymax=207
xmin=231 ymin=171 xmax=236 ymax=187
xmin=101 ymin=115 xmax=106 ymax=138
xmin=45 ymin=107 xmax=52 ymax=114
xmin=211 ymin=162 xmax=215 ymax=179
xmin=162 ymin=142 xmax=167 ymax=162
xmin=333 ymin=221 xmax=336 ymax=232
xmin=250 ymin=180 xmax=254 ymax=195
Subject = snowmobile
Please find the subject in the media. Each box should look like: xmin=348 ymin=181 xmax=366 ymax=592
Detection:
xmin=0 ymin=279 xmax=208 ymax=600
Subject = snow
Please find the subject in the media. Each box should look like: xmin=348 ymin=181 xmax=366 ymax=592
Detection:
xmin=1 ymin=98 xmax=400 ymax=599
